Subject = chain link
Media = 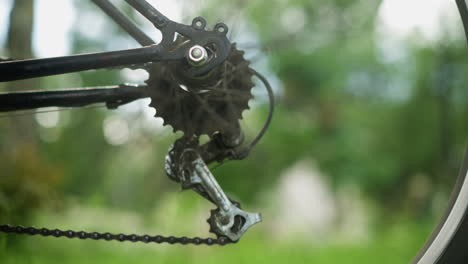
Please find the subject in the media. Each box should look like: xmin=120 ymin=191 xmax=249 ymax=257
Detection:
xmin=0 ymin=224 xmax=234 ymax=246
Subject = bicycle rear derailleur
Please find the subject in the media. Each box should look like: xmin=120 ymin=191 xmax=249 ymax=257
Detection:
xmin=0 ymin=0 xmax=273 ymax=245
xmin=166 ymin=136 xmax=261 ymax=241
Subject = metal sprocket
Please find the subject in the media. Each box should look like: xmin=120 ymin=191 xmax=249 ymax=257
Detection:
xmin=146 ymin=44 xmax=254 ymax=136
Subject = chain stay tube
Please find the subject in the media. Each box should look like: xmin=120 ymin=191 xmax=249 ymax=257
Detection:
xmin=0 ymin=84 xmax=149 ymax=112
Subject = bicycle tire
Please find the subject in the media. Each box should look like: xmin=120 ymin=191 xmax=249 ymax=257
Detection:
xmin=411 ymin=145 xmax=468 ymax=263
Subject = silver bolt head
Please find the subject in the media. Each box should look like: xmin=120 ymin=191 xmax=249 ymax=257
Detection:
xmin=188 ymin=45 xmax=208 ymax=66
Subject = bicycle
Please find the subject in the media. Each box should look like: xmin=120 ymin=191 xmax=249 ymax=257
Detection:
xmin=0 ymin=0 xmax=274 ymax=245
xmin=2 ymin=1 xmax=468 ymax=263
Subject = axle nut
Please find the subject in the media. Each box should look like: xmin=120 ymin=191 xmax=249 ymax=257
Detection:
xmin=187 ymin=45 xmax=208 ymax=66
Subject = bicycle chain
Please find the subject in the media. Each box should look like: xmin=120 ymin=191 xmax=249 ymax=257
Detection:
xmin=0 ymin=224 xmax=234 ymax=246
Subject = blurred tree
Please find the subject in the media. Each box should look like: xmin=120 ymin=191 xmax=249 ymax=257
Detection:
xmin=5 ymin=0 xmax=37 ymax=142
xmin=2 ymin=0 xmax=467 ymax=231
xmin=0 ymin=0 xmax=62 ymax=228
xmin=210 ymin=0 xmax=468 ymax=223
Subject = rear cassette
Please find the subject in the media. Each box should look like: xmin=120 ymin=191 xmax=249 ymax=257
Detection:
xmin=146 ymin=44 xmax=254 ymax=136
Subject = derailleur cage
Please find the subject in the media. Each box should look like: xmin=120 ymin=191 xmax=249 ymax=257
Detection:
xmin=165 ymin=137 xmax=261 ymax=241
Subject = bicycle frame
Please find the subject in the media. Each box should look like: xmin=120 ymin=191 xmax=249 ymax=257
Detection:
xmin=0 ymin=0 xmax=275 ymax=242
xmin=0 ymin=0 xmax=230 ymax=113
xmin=4 ymin=0 xmax=468 ymax=256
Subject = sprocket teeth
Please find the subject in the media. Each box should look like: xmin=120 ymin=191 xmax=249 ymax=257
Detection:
xmin=207 ymin=209 xmax=218 ymax=235
xmin=145 ymin=43 xmax=254 ymax=136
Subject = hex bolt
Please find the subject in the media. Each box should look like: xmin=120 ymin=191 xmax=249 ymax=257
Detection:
xmin=187 ymin=45 xmax=208 ymax=66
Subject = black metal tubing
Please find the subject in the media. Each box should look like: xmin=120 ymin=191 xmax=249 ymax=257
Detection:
xmin=0 ymin=0 xmax=232 ymax=115
xmin=92 ymin=0 xmax=155 ymax=46
xmin=0 ymin=45 xmax=161 ymax=82
xmin=0 ymin=84 xmax=149 ymax=112
xmin=0 ymin=0 xmax=232 ymax=83
xmin=124 ymin=0 xmax=169 ymax=28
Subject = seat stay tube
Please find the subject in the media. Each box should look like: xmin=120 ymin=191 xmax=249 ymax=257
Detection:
xmin=0 ymin=45 xmax=163 ymax=82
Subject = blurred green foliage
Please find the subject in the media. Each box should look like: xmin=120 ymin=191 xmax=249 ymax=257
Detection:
xmin=238 ymin=0 xmax=468 ymax=212
xmin=0 ymin=220 xmax=431 ymax=264
xmin=1 ymin=0 xmax=468 ymax=262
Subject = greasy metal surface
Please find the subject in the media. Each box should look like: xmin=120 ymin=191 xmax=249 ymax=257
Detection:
xmin=191 ymin=156 xmax=262 ymax=241
xmin=164 ymin=136 xmax=261 ymax=241
xmin=147 ymin=44 xmax=254 ymax=136
xmin=189 ymin=154 xmax=261 ymax=241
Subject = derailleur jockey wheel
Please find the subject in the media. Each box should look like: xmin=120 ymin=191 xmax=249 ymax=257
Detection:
xmin=0 ymin=0 xmax=274 ymax=246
